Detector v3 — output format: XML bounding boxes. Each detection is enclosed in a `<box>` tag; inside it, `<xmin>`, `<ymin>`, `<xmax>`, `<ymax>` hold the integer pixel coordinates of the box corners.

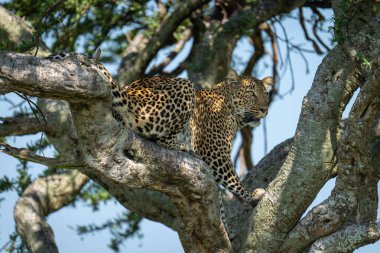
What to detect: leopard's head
<box><xmin>226</xmin><ymin>69</ymin><xmax>273</xmax><ymax>129</ymax></box>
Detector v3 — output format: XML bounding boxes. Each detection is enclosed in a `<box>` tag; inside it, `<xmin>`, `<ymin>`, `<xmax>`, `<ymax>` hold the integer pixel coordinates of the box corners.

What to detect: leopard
<box><xmin>111</xmin><ymin>68</ymin><xmax>273</xmax><ymax>206</ymax></box>
<box><xmin>46</xmin><ymin>52</ymin><xmax>272</xmax><ymax>207</ymax></box>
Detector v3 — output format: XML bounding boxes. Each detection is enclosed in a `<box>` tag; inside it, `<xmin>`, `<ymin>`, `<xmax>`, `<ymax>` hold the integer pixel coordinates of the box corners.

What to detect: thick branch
<box><xmin>226</xmin><ymin>138</ymin><xmax>293</xmax><ymax>252</ymax></box>
<box><xmin>0</xmin><ymin>52</ymin><xmax>110</xmax><ymax>102</ymax></box>
<box><xmin>281</xmin><ymin>66</ymin><xmax>380</xmax><ymax>251</ymax></box>
<box><xmin>243</xmin><ymin>1</ymin><xmax>379</xmax><ymax>251</ymax></box>
<box><xmin>242</xmin><ymin>46</ymin><xmax>358</xmax><ymax>252</ymax></box>
<box><xmin>280</xmin><ymin>185</ymin><xmax>355</xmax><ymax>252</ymax></box>
<box><xmin>0</xmin><ymin>116</ymin><xmax>49</xmax><ymax>137</ymax></box>
<box><xmin>309</xmin><ymin>220</ymin><xmax>380</xmax><ymax>253</ymax></box>
<box><xmin>67</xmin><ymin>98</ymin><xmax>232</xmax><ymax>252</ymax></box>
<box><xmin>14</xmin><ymin>171</ymin><xmax>89</xmax><ymax>253</ymax></box>
<box><xmin>0</xmin><ymin>5</ymin><xmax>49</xmax><ymax>56</ymax></box>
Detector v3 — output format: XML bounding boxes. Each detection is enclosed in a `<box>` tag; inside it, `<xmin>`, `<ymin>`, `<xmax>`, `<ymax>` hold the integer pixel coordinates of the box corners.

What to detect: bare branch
<box><xmin>0</xmin><ymin>143</ymin><xmax>83</xmax><ymax>168</ymax></box>
<box><xmin>147</xmin><ymin>28</ymin><xmax>192</xmax><ymax>76</ymax></box>
<box><xmin>118</xmin><ymin>0</ymin><xmax>210</xmax><ymax>83</ymax></box>
<box><xmin>299</xmin><ymin>7</ymin><xmax>323</xmax><ymax>55</ymax></box>
<box><xmin>243</xmin><ymin>30</ymin><xmax>264</xmax><ymax>76</ymax></box>
<box><xmin>309</xmin><ymin>220</ymin><xmax>380</xmax><ymax>253</ymax></box>
<box><xmin>0</xmin><ymin>116</ymin><xmax>48</xmax><ymax>137</ymax></box>
<box><xmin>311</xmin><ymin>7</ymin><xmax>331</xmax><ymax>52</ymax></box>
<box><xmin>261</xmin><ymin>22</ymin><xmax>279</xmax><ymax>97</ymax></box>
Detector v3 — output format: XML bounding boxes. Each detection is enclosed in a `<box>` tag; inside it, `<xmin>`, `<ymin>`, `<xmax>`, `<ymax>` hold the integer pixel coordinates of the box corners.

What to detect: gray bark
<box><xmin>1</xmin><ymin>1</ymin><xmax>380</xmax><ymax>252</ymax></box>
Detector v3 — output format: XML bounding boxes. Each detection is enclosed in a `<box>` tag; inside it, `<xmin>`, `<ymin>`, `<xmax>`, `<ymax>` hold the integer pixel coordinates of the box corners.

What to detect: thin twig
<box><xmin>147</xmin><ymin>28</ymin><xmax>192</xmax><ymax>76</ymax></box>
<box><xmin>34</xmin><ymin>0</ymin><xmax>65</xmax><ymax>56</ymax></box>
<box><xmin>243</xmin><ymin>30</ymin><xmax>264</xmax><ymax>76</ymax></box>
<box><xmin>311</xmin><ymin>6</ymin><xmax>331</xmax><ymax>52</ymax></box>
<box><xmin>298</xmin><ymin>7</ymin><xmax>323</xmax><ymax>55</ymax></box>
<box><xmin>275</xmin><ymin>18</ymin><xmax>295</xmax><ymax>95</ymax></box>
<box><xmin>263</xmin><ymin>119</ymin><xmax>268</xmax><ymax>155</ymax></box>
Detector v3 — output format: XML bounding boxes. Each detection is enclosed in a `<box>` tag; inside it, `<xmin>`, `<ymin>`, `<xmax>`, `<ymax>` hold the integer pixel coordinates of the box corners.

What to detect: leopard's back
<box><xmin>113</xmin><ymin>76</ymin><xmax>196</xmax><ymax>142</ymax></box>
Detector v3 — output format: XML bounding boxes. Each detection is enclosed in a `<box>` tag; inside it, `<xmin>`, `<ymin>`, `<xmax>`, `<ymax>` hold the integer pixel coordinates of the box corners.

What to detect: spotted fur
<box><xmin>47</xmin><ymin>52</ymin><xmax>272</xmax><ymax>206</ymax></box>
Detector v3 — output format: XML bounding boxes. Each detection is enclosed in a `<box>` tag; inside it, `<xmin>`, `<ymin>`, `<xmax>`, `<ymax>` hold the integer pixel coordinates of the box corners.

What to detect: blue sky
<box><xmin>1</xmin><ymin>6</ymin><xmax>379</xmax><ymax>253</ymax></box>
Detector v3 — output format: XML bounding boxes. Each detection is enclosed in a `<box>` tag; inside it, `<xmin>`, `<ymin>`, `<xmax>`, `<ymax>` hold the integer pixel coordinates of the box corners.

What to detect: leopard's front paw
<box><xmin>250</xmin><ymin>188</ymin><xmax>265</xmax><ymax>207</ymax></box>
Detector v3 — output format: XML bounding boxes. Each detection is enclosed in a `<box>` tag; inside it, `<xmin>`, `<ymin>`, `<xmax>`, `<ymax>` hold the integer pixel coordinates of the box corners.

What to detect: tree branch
<box><xmin>0</xmin><ymin>116</ymin><xmax>49</xmax><ymax>137</ymax></box>
<box><xmin>242</xmin><ymin>1</ymin><xmax>379</xmax><ymax>250</ymax></box>
<box><xmin>0</xmin><ymin>143</ymin><xmax>83</xmax><ymax>168</ymax></box>
<box><xmin>280</xmin><ymin>185</ymin><xmax>355</xmax><ymax>252</ymax></box>
<box><xmin>0</xmin><ymin>5</ymin><xmax>50</xmax><ymax>56</ymax></box>
<box><xmin>118</xmin><ymin>0</ymin><xmax>210</xmax><ymax>84</ymax></box>
<box><xmin>242</xmin><ymin>46</ymin><xmax>359</xmax><ymax>252</ymax></box>
<box><xmin>0</xmin><ymin>52</ymin><xmax>110</xmax><ymax>102</ymax></box>
<box><xmin>75</xmin><ymin>126</ymin><xmax>233</xmax><ymax>252</ymax></box>
<box><xmin>309</xmin><ymin>220</ymin><xmax>380</xmax><ymax>253</ymax></box>
<box><xmin>146</xmin><ymin>28</ymin><xmax>192</xmax><ymax>77</ymax></box>
<box><xmin>226</xmin><ymin>138</ymin><xmax>294</xmax><ymax>252</ymax></box>
<box><xmin>14</xmin><ymin>170</ymin><xmax>89</xmax><ymax>253</ymax></box>
<box><xmin>281</xmin><ymin>63</ymin><xmax>380</xmax><ymax>251</ymax></box>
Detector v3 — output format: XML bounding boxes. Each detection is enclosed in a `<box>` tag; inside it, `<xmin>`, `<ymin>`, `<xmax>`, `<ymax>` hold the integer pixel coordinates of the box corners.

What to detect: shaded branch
<box><xmin>311</xmin><ymin>6</ymin><xmax>331</xmax><ymax>52</ymax></box>
<box><xmin>0</xmin><ymin>116</ymin><xmax>49</xmax><ymax>137</ymax></box>
<box><xmin>243</xmin><ymin>30</ymin><xmax>264</xmax><ymax>76</ymax></box>
<box><xmin>303</xmin><ymin>0</ymin><xmax>332</xmax><ymax>9</ymax></box>
<box><xmin>188</xmin><ymin>0</ymin><xmax>307</xmax><ymax>85</ymax></box>
<box><xmin>118</xmin><ymin>0</ymin><xmax>210</xmax><ymax>83</ymax></box>
<box><xmin>0</xmin><ymin>6</ymin><xmax>50</xmax><ymax>56</ymax></box>
<box><xmin>146</xmin><ymin>28</ymin><xmax>192</xmax><ymax>76</ymax></box>
<box><xmin>14</xmin><ymin>170</ymin><xmax>89</xmax><ymax>253</ymax></box>
<box><xmin>299</xmin><ymin>7</ymin><xmax>323</xmax><ymax>55</ymax></box>
<box><xmin>0</xmin><ymin>143</ymin><xmax>83</xmax><ymax>168</ymax></box>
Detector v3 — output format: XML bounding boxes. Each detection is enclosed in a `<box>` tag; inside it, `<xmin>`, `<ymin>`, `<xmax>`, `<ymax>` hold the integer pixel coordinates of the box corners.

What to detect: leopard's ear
<box><xmin>261</xmin><ymin>76</ymin><xmax>273</xmax><ymax>92</ymax></box>
<box><xmin>226</xmin><ymin>69</ymin><xmax>240</xmax><ymax>89</ymax></box>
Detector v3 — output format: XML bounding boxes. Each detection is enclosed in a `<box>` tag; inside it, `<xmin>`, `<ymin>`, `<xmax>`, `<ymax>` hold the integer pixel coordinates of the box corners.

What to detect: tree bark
<box><xmin>1</xmin><ymin>1</ymin><xmax>380</xmax><ymax>252</ymax></box>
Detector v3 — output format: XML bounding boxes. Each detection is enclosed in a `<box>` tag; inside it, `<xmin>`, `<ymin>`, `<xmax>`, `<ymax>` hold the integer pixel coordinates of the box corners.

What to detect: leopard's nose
<box><xmin>259</xmin><ymin>107</ymin><xmax>268</xmax><ymax>116</ymax></box>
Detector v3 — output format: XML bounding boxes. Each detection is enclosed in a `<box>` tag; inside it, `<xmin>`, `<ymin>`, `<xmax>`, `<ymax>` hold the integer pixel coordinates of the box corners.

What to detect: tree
<box><xmin>0</xmin><ymin>0</ymin><xmax>379</xmax><ymax>252</ymax></box>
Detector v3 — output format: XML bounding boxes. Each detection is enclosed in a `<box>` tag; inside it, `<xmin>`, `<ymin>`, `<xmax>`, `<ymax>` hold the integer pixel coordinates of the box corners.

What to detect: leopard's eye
<box><xmin>247</xmin><ymin>90</ymin><xmax>256</xmax><ymax>97</ymax></box>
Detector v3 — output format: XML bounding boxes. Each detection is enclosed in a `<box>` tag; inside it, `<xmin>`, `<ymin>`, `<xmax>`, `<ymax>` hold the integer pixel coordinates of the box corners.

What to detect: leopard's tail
<box><xmin>96</xmin><ymin>63</ymin><xmax>126</xmax><ymax>125</ymax></box>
